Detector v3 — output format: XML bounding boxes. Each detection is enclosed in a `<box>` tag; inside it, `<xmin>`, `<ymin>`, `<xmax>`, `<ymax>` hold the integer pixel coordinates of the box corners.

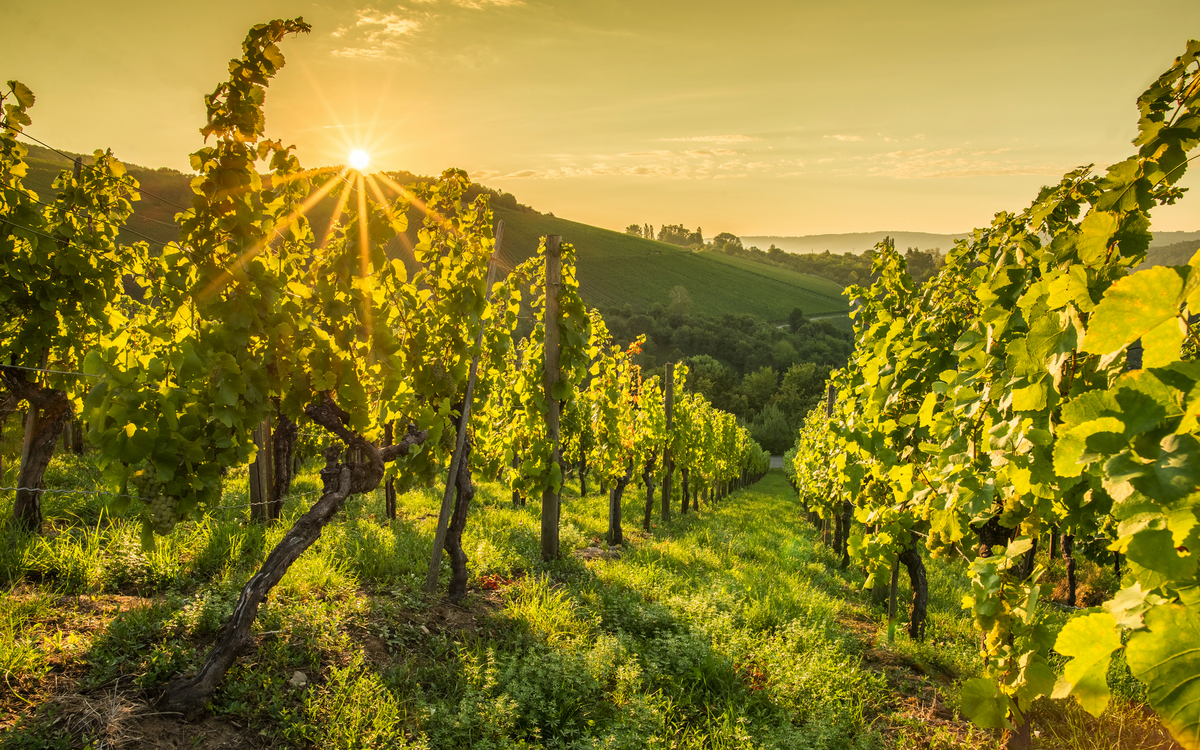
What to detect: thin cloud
<box><xmin>490</xmin><ymin>162</ymin><xmax>713</xmax><ymax>179</ymax></box>
<box><xmin>332</xmin><ymin>9</ymin><xmax>423</xmax><ymax>60</ymax></box>
<box><xmin>659</xmin><ymin>135</ymin><xmax>759</xmax><ymax>143</ymax></box>
<box><xmin>453</xmin><ymin>0</ymin><xmax>523</xmax><ymax>6</ymax></box>
<box><xmin>332</xmin><ymin>2</ymin><xmax>523</xmax><ymax>59</ymax></box>
<box><xmin>867</xmin><ymin>147</ymin><xmax>1064</xmax><ymax>179</ymax></box>
<box><xmin>683</xmin><ymin>148</ymin><xmax>738</xmax><ymax>157</ymax></box>
<box><xmin>825</xmin><ymin>134</ymin><xmax>863</xmax><ymax>142</ymax></box>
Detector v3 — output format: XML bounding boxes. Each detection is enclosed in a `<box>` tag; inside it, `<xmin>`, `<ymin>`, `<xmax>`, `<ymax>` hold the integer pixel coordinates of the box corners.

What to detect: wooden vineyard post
<box><xmin>887</xmin><ymin>561</ymin><xmax>900</xmax><ymax>643</ymax></box>
<box><xmin>426</xmin><ymin>222</ymin><xmax>505</xmax><ymax>591</ymax></box>
<box><xmin>540</xmin><ymin>236</ymin><xmax>564</xmax><ymax>560</ymax></box>
<box><xmin>511</xmin><ymin>454</ymin><xmax>521</xmax><ymax>507</ymax></box>
<box><xmin>661</xmin><ymin>362</ymin><xmax>674</xmax><ymax>525</ymax></box>
<box><xmin>19</xmin><ymin>406</ymin><xmax>37</xmax><ymax>477</ymax></box>
<box><xmin>249</xmin><ymin>416</ymin><xmax>274</xmax><ymax>522</ymax></box>
<box><xmin>541</xmin><ymin>235</ymin><xmax>563</xmax><ymax>561</ymax></box>
<box><xmin>17</xmin><ymin>406</ymin><xmax>39</xmax><ymax>524</ymax></box>
<box><xmin>383</xmin><ymin>422</ymin><xmax>396</xmax><ymax>520</ymax></box>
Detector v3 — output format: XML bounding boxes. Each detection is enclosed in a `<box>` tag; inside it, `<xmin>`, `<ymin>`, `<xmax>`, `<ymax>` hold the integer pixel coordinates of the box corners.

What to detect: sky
<box><xmin>3</xmin><ymin>0</ymin><xmax>1200</xmax><ymax>237</ymax></box>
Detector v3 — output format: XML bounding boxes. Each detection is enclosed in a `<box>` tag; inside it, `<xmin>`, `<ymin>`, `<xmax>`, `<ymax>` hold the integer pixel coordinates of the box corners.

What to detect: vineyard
<box><xmin>0</xmin><ymin>18</ymin><xmax>780</xmax><ymax>749</ymax></box>
<box><xmin>3</xmin><ymin>14</ymin><xmax>1200</xmax><ymax>750</ymax></box>
<box><xmin>788</xmin><ymin>38</ymin><xmax>1200</xmax><ymax>750</ymax></box>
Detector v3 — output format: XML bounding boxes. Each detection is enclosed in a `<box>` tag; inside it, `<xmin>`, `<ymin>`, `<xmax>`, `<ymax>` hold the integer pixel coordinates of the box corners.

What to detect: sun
<box><xmin>348</xmin><ymin>149</ymin><xmax>371</xmax><ymax>172</ymax></box>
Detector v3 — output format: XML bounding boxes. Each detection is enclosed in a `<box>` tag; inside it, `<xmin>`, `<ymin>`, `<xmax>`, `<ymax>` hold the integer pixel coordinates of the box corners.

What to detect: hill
<box><xmin>1137</xmin><ymin>238</ymin><xmax>1200</xmax><ymax>271</ymax></box>
<box><xmin>745</xmin><ymin>229</ymin><xmax>1200</xmax><ymax>256</ymax></box>
<box><xmin>20</xmin><ymin>142</ymin><xmax>191</xmax><ymax>248</ymax></box>
<box><xmin>742</xmin><ymin>231</ymin><xmax>967</xmax><ymax>255</ymax></box>
<box><xmin>491</xmin><ymin>208</ymin><xmax>848</xmax><ymax>320</ymax></box>
<box><xmin>18</xmin><ymin>144</ymin><xmax>849</xmax><ymax>323</ymax></box>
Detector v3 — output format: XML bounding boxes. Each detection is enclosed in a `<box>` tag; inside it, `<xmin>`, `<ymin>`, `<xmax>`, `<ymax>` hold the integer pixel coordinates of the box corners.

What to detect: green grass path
<box><xmin>10</xmin><ymin>459</ymin><xmax>1151</xmax><ymax>749</ymax></box>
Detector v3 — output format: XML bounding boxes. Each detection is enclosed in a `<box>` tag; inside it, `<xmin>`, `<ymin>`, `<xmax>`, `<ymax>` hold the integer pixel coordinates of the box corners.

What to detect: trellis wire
<box><xmin>0</xmin><ymin>485</ymin><xmax>327</xmax><ymax>513</ymax></box>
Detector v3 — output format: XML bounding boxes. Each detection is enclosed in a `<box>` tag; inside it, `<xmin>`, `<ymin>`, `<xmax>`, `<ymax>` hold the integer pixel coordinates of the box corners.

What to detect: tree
<box><xmin>667</xmin><ymin>285</ymin><xmax>692</xmax><ymax>316</ymax></box>
<box><xmin>749</xmin><ymin>404</ymin><xmax>791</xmax><ymax>454</ymax></box>
<box><xmin>712</xmin><ymin>232</ymin><xmax>741</xmax><ymax>252</ymax></box>
<box><xmin>625</xmin><ymin>224</ymin><xmax>642</xmax><ymax>237</ymax></box>
<box><xmin>904</xmin><ymin>247</ymin><xmax>943</xmax><ymax>285</ymax></box>
<box><xmin>740</xmin><ymin>365</ymin><xmax>777</xmax><ymax>415</ymax></box>
<box><xmin>771</xmin><ymin>340</ymin><xmax>799</xmax><ymax>370</ymax></box>
<box><xmin>657</xmin><ymin>223</ymin><xmax>690</xmax><ymax>246</ymax></box>
<box><xmin>788</xmin><ymin>307</ymin><xmax>806</xmax><ymax>333</ymax></box>
<box><xmin>685</xmin><ymin>355</ymin><xmax>745</xmax><ymax>415</ymax></box>
<box><xmin>770</xmin><ymin>362</ymin><xmax>829</xmax><ymax>424</ymax></box>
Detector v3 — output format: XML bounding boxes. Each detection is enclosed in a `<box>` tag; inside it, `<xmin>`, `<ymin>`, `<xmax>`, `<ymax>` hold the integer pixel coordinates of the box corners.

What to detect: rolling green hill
<box><xmin>491</xmin><ymin>207</ymin><xmax>849</xmax><ymax>321</ymax></box>
<box><xmin>1136</xmin><ymin>238</ymin><xmax>1200</xmax><ymax>271</ymax></box>
<box><xmin>16</xmin><ymin>145</ymin><xmax>849</xmax><ymax>323</ymax></box>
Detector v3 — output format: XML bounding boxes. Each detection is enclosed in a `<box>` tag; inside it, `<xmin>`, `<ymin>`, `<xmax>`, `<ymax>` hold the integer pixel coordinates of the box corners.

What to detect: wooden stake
<box><xmin>427</xmin><ymin>222</ymin><xmax>505</xmax><ymax>591</ymax></box>
<box><xmin>19</xmin><ymin>407</ymin><xmax>38</xmax><ymax>481</ymax></box>
<box><xmin>661</xmin><ymin>362</ymin><xmax>674</xmax><ymax>525</ymax></box>
<box><xmin>540</xmin><ymin>235</ymin><xmax>563</xmax><ymax>562</ymax></box>
<box><xmin>383</xmin><ymin>421</ymin><xmax>397</xmax><ymax>520</ymax></box>
<box><xmin>887</xmin><ymin>561</ymin><xmax>899</xmax><ymax>643</ymax></box>
<box><xmin>249</xmin><ymin>416</ymin><xmax>274</xmax><ymax>522</ymax></box>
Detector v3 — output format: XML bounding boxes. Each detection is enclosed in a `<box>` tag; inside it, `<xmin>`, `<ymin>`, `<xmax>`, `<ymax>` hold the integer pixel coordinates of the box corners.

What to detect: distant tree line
<box><xmin>626</xmin><ymin>222</ymin><xmax>704</xmax><ymax>247</ymax></box>
<box><xmin>624</xmin><ymin>223</ymin><xmax>944</xmax><ymax>287</ymax></box>
<box><xmin>601</xmin><ymin>299</ymin><xmax>853</xmax><ymax>453</ymax></box>
<box><xmin>715</xmin><ymin>233</ymin><xmax>945</xmax><ymax>286</ymax></box>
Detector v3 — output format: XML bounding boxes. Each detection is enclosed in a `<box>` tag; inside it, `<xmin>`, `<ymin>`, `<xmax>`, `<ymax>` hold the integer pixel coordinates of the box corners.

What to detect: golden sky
<box><xmin>4</xmin><ymin>0</ymin><xmax>1200</xmax><ymax>236</ymax></box>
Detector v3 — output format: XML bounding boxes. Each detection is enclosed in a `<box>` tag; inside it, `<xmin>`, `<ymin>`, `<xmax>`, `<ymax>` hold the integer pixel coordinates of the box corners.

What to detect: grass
<box><xmin>0</xmin><ymin>441</ymin><xmax>1182</xmax><ymax>749</ymax></box>
<box><xmin>492</xmin><ymin>207</ymin><xmax>851</xmax><ymax>322</ymax></box>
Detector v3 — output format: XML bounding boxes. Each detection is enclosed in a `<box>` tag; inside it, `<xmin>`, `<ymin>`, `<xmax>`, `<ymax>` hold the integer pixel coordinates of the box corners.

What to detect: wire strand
<box><xmin>13</xmin><ymin>130</ymin><xmax>192</xmax><ymax>211</ymax></box>
<box><xmin>17</xmin><ymin>176</ymin><xmax>184</xmax><ymax>231</ymax></box>
<box><xmin>0</xmin><ymin>216</ymin><xmax>184</xmax><ymax>292</ymax></box>
<box><xmin>2</xmin><ymin>180</ymin><xmax>176</xmax><ymax>248</ymax></box>
<box><xmin>0</xmin><ymin>485</ymin><xmax>326</xmax><ymax>509</ymax></box>
<box><xmin>0</xmin><ymin>363</ymin><xmax>100</xmax><ymax>379</ymax></box>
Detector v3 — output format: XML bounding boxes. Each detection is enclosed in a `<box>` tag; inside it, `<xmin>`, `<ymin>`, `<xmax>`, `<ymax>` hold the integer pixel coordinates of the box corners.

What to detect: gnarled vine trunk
<box><xmin>680</xmin><ymin>465</ymin><xmax>690</xmax><ymax>514</ymax></box>
<box><xmin>641</xmin><ymin>451</ymin><xmax>657</xmax><ymax>531</ymax></box>
<box><xmin>2</xmin><ymin>367</ymin><xmax>73</xmax><ymax>533</ymax></box>
<box><xmin>608</xmin><ymin>461</ymin><xmax>633</xmax><ymax>546</ymax></box>
<box><xmin>159</xmin><ymin>399</ymin><xmax>426</xmax><ymax>718</ymax></box>
<box><xmin>975</xmin><ymin>516</ymin><xmax>1011</xmax><ymax>557</ymax></box>
<box><xmin>1018</xmin><ymin>535</ymin><xmax>1038</xmax><ymax>581</ymax></box>
<box><xmin>1062</xmin><ymin>533</ymin><xmax>1077</xmax><ymax>607</ymax></box>
<box><xmin>445</xmin><ymin>432</ymin><xmax>475</xmax><ymax>602</ymax></box>
<box><xmin>898</xmin><ymin>543</ymin><xmax>928</xmax><ymax>641</ymax></box>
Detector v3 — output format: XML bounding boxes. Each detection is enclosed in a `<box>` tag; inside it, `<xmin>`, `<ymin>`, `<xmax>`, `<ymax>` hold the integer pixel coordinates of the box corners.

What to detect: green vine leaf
<box><xmin>1126</xmin><ymin>604</ymin><xmax>1200</xmax><ymax>750</ymax></box>
<box><xmin>1051</xmin><ymin>611</ymin><xmax>1123</xmax><ymax>716</ymax></box>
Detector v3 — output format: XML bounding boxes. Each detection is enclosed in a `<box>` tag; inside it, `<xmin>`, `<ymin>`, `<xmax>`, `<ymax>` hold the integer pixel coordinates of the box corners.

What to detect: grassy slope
<box><xmin>493</xmin><ymin>207</ymin><xmax>850</xmax><ymax>321</ymax></box>
<box><xmin>0</xmin><ymin>440</ymin><xmax>1174</xmax><ymax>750</ymax></box>
<box><xmin>1136</xmin><ymin>238</ymin><xmax>1200</xmax><ymax>271</ymax></box>
<box><xmin>20</xmin><ymin>147</ymin><xmax>191</xmax><ymax>249</ymax></box>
